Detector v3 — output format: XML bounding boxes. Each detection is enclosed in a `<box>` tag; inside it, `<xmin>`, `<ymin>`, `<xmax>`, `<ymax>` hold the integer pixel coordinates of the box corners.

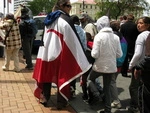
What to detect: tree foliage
<box><xmin>94</xmin><ymin>0</ymin><xmax>150</xmax><ymax>20</ymax></box>
<box><xmin>27</xmin><ymin>0</ymin><xmax>56</xmax><ymax>16</ymax></box>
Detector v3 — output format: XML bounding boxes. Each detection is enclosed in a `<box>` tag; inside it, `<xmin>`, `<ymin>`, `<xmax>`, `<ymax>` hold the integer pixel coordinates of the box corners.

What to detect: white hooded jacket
<box><xmin>92</xmin><ymin>16</ymin><xmax>122</xmax><ymax>73</ymax></box>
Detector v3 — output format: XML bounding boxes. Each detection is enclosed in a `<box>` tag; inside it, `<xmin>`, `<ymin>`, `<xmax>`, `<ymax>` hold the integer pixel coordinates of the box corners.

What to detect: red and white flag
<box><xmin>33</xmin><ymin>17</ymin><xmax>91</xmax><ymax>100</ymax></box>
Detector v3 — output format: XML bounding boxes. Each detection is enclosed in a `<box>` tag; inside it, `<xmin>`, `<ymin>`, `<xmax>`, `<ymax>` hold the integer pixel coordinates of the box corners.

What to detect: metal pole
<box><xmin>7</xmin><ymin>0</ymin><xmax>9</xmax><ymax>13</ymax></box>
<box><xmin>82</xmin><ymin>0</ymin><xmax>85</xmax><ymax>11</ymax></box>
<box><xmin>3</xmin><ymin>0</ymin><xmax>5</xmax><ymax>16</ymax></box>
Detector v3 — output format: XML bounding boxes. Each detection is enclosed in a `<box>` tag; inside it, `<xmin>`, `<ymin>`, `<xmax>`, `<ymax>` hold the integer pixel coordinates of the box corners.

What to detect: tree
<box><xmin>95</xmin><ymin>0</ymin><xmax>150</xmax><ymax>20</ymax></box>
<box><xmin>27</xmin><ymin>0</ymin><xmax>56</xmax><ymax>16</ymax></box>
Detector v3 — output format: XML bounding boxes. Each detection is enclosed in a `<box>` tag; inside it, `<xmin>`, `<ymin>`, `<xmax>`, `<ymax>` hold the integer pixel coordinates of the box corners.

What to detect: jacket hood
<box><xmin>44</xmin><ymin>10</ymin><xmax>62</xmax><ymax>26</ymax></box>
<box><xmin>97</xmin><ymin>16</ymin><xmax>110</xmax><ymax>32</ymax></box>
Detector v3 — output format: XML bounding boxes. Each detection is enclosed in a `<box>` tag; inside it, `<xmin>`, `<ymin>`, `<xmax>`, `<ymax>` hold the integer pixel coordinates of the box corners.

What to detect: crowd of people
<box><xmin>0</xmin><ymin>5</ymin><xmax>37</xmax><ymax>72</ymax></box>
<box><xmin>0</xmin><ymin>0</ymin><xmax>150</xmax><ymax>113</ymax></box>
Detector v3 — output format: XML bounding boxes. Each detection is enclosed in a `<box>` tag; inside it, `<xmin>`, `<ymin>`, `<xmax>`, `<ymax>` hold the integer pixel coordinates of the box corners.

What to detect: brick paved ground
<box><xmin>0</xmin><ymin>50</ymin><xmax>76</xmax><ymax>113</ymax></box>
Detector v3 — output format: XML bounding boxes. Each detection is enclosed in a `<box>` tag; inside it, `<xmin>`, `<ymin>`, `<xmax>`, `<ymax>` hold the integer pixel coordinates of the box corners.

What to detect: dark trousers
<box><xmin>22</xmin><ymin>37</ymin><xmax>34</xmax><ymax>67</ymax></box>
<box><xmin>129</xmin><ymin>68</ymin><xmax>140</xmax><ymax>108</ymax></box>
<box><xmin>82</xmin><ymin>68</ymin><xmax>103</xmax><ymax>98</ymax></box>
<box><xmin>139</xmin><ymin>71</ymin><xmax>150</xmax><ymax>113</ymax></box>
<box><xmin>43</xmin><ymin>83</ymin><xmax>67</xmax><ymax>108</ymax></box>
<box><xmin>121</xmin><ymin>53</ymin><xmax>133</xmax><ymax>76</ymax></box>
<box><xmin>43</xmin><ymin>83</ymin><xmax>52</xmax><ymax>101</ymax></box>
<box><xmin>87</xmin><ymin>70</ymin><xmax>113</xmax><ymax>113</ymax></box>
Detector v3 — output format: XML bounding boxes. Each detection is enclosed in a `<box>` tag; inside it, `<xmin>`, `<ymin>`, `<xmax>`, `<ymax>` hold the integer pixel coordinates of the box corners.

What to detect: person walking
<box><xmin>70</xmin><ymin>14</ymin><xmax>87</xmax><ymax>98</ymax></box>
<box><xmin>19</xmin><ymin>7</ymin><xmax>37</xmax><ymax>70</ymax></box>
<box><xmin>110</xmin><ymin>20</ymin><xmax>127</xmax><ymax>109</ymax></box>
<box><xmin>32</xmin><ymin>0</ymin><xmax>91</xmax><ymax>110</ymax></box>
<box><xmin>134</xmin><ymin>33</ymin><xmax>150</xmax><ymax>113</ymax></box>
<box><xmin>120</xmin><ymin>14</ymin><xmax>139</xmax><ymax>77</ymax></box>
<box><xmin>128</xmin><ymin>16</ymin><xmax>150</xmax><ymax>113</ymax></box>
<box><xmin>0</xmin><ymin>13</ymin><xmax>22</xmax><ymax>72</ymax></box>
<box><xmin>87</xmin><ymin>16</ymin><xmax>122</xmax><ymax>113</ymax></box>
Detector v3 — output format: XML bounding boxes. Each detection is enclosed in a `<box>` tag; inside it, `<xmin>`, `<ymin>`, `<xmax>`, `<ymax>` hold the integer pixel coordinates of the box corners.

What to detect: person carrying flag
<box><xmin>32</xmin><ymin>0</ymin><xmax>91</xmax><ymax>110</ymax></box>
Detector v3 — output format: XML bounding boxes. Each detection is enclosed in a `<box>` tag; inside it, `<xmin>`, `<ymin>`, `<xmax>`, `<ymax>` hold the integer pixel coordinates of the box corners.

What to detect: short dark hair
<box><xmin>110</xmin><ymin>21</ymin><xmax>120</xmax><ymax>32</ymax></box>
<box><xmin>53</xmin><ymin>0</ymin><xmax>70</xmax><ymax>11</ymax></box>
<box><xmin>127</xmin><ymin>14</ymin><xmax>134</xmax><ymax>21</ymax></box>
<box><xmin>71</xmin><ymin>15</ymin><xmax>80</xmax><ymax>25</ymax></box>
<box><xmin>6</xmin><ymin>13</ymin><xmax>14</xmax><ymax>20</ymax></box>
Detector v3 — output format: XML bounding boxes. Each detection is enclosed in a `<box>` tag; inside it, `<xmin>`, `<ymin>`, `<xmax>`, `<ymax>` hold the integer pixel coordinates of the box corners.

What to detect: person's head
<box><xmin>86</xmin><ymin>32</ymin><xmax>93</xmax><ymax>41</ymax></box>
<box><xmin>127</xmin><ymin>14</ymin><xmax>134</xmax><ymax>21</ymax></box>
<box><xmin>53</xmin><ymin>0</ymin><xmax>72</xmax><ymax>14</ymax></box>
<box><xmin>5</xmin><ymin>13</ymin><xmax>14</xmax><ymax>20</ymax></box>
<box><xmin>21</xmin><ymin>7</ymin><xmax>29</xmax><ymax>16</ymax></box>
<box><xmin>137</xmin><ymin>16</ymin><xmax>150</xmax><ymax>32</ymax></box>
<box><xmin>110</xmin><ymin>20</ymin><xmax>120</xmax><ymax>32</ymax></box>
<box><xmin>71</xmin><ymin>15</ymin><xmax>80</xmax><ymax>25</ymax></box>
<box><xmin>21</xmin><ymin>6</ymin><xmax>30</xmax><ymax>19</ymax></box>
<box><xmin>122</xmin><ymin>15</ymin><xmax>127</xmax><ymax>20</ymax></box>
<box><xmin>79</xmin><ymin>13</ymin><xmax>94</xmax><ymax>24</ymax></box>
<box><xmin>96</xmin><ymin>16</ymin><xmax>110</xmax><ymax>32</ymax></box>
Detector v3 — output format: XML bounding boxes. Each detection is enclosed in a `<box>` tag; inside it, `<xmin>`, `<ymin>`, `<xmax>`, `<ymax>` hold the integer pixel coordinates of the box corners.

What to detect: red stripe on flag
<box><xmin>33</xmin><ymin>29</ymin><xmax>82</xmax><ymax>99</ymax></box>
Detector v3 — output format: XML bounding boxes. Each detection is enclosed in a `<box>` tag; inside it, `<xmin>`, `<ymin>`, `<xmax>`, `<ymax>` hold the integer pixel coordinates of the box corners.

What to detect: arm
<box><xmin>134</xmin><ymin>57</ymin><xmax>147</xmax><ymax>79</ymax></box>
<box><xmin>129</xmin><ymin>44</ymin><xmax>143</xmax><ymax>70</ymax></box>
<box><xmin>91</xmin><ymin>35</ymin><xmax>100</xmax><ymax>58</ymax></box>
<box><xmin>116</xmin><ymin>35</ymin><xmax>123</xmax><ymax>58</ymax></box>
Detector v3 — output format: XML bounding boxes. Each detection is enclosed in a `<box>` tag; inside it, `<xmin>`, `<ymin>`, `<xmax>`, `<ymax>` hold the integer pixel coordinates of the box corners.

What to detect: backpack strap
<box><xmin>145</xmin><ymin>33</ymin><xmax>150</xmax><ymax>56</ymax></box>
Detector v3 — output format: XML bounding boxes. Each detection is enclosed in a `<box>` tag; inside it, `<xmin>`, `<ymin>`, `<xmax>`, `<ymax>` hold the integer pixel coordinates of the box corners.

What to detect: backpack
<box><xmin>19</xmin><ymin>20</ymin><xmax>33</xmax><ymax>35</ymax></box>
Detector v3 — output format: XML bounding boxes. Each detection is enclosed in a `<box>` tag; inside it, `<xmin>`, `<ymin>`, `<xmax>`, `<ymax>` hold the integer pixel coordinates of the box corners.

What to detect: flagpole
<box><xmin>3</xmin><ymin>0</ymin><xmax>5</xmax><ymax>16</ymax></box>
<box><xmin>7</xmin><ymin>0</ymin><xmax>9</xmax><ymax>13</ymax></box>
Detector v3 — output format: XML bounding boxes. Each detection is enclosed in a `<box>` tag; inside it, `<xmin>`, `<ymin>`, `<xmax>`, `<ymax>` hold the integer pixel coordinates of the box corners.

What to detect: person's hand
<box><xmin>134</xmin><ymin>69</ymin><xmax>141</xmax><ymax>79</ymax></box>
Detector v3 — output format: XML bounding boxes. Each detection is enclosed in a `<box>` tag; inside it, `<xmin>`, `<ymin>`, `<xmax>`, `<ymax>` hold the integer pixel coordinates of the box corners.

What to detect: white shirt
<box><xmin>129</xmin><ymin>30</ymin><xmax>150</xmax><ymax>69</ymax></box>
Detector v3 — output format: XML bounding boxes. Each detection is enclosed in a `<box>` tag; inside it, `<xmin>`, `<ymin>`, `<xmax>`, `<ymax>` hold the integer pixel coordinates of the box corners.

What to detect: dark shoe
<box><xmin>122</xmin><ymin>73</ymin><xmax>128</xmax><ymax>77</ymax></box>
<box><xmin>82</xmin><ymin>95</ymin><xmax>88</xmax><ymax>101</ymax></box>
<box><xmin>25</xmin><ymin>66</ymin><xmax>33</xmax><ymax>70</ymax></box>
<box><xmin>122</xmin><ymin>73</ymin><xmax>131</xmax><ymax>77</ymax></box>
<box><xmin>100</xmin><ymin>111</ymin><xmax>105</xmax><ymax>113</ymax></box>
<box><xmin>57</xmin><ymin>102</ymin><xmax>69</xmax><ymax>110</ymax></box>
<box><xmin>128</xmin><ymin>107</ymin><xmax>139</xmax><ymax>113</ymax></box>
<box><xmin>40</xmin><ymin>99</ymin><xmax>52</xmax><ymax>107</ymax></box>
<box><xmin>82</xmin><ymin>95</ymin><xmax>88</xmax><ymax>104</ymax></box>
<box><xmin>88</xmin><ymin>95</ymin><xmax>102</xmax><ymax>105</ymax></box>
<box><xmin>99</xmin><ymin>111</ymin><xmax>112</xmax><ymax>113</ymax></box>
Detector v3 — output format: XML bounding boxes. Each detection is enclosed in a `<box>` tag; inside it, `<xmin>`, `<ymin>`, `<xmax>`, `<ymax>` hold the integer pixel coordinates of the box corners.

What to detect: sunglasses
<box><xmin>64</xmin><ymin>4</ymin><xmax>72</xmax><ymax>8</ymax></box>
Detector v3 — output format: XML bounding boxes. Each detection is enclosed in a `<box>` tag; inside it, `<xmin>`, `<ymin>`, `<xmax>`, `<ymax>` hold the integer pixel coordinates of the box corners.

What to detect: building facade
<box><xmin>14</xmin><ymin>0</ymin><xmax>33</xmax><ymax>11</ymax></box>
<box><xmin>70</xmin><ymin>0</ymin><xmax>99</xmax><ymax>20</ymax></box>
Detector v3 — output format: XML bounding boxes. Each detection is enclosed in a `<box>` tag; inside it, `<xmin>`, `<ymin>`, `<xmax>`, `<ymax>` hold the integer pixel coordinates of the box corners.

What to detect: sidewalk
<box><xmin>0</xmin><ymin>51</ymin><xmax>76</xmax><ymax>113</ymax></box>
<box><xmin>0</xmin><ymin>50</ymin><xmax>138</xmax><ymax>113</ymax></box>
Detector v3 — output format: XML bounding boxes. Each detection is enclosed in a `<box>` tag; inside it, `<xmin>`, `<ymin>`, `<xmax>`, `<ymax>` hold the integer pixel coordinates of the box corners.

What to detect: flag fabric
<box><xmin>32</xmin><ymin>13</ymin><xmax>91</xmax><ymax>101</ymax></box>
<box><xmin>14</xmin><ymin>6</ymin><xmax>21</xmax><ymax>19</ymax></box>
<box><xmin>8</xmin><ymin>0</ymin><xmax>11</xmax><ymax>3</ymax></box>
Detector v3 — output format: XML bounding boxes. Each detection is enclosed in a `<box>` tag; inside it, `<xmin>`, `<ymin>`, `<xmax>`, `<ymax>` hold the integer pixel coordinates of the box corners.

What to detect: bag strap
<box><xmin>4</xmin><ymin>21</ymin><xmax>15</xmax><ymax>44</ymax></box>
<box><xmin>145</xmin><ymin>33</ymin><xmax>150</xmax><ymax>56</ymax></box>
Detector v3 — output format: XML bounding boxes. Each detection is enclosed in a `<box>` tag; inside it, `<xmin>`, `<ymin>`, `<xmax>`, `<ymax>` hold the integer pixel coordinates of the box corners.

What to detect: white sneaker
<box><xmin>111</xmin><ymin>101</ymin><xmax>122</xmax><ymax>109</ymax></box>
<box><xmin>2</xmin><ymin>66</ymin><xmax>9</xmax><ymax>71</ymax></box>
